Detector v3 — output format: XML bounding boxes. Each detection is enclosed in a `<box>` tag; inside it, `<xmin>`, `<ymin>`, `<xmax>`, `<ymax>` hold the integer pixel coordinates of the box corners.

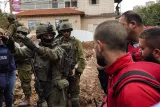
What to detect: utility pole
<box><xmin>9</xmin><ymin>0</ymin><xmax>12</xmax><ymax>14</ymax></box>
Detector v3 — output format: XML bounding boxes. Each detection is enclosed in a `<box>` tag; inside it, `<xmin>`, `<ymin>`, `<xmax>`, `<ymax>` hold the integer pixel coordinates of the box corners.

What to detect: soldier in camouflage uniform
<box><xmin>58</xmin><ymin>22</ymin><xmax>85</xmax><ymax>107</ymax></box>
<box><xmin>5</xmin><ymin>14</ymin><xmax>23</xmax><ymax>37</ymax></box>
<box><xmin>7</xmin><ymin>23</ymin><xmax>70</xmax><ymax>107</ymax></box>
<box><xmin>14</xmin><ymin>26</ymin><xmax>32</xmax><ymax>106</ymax></box>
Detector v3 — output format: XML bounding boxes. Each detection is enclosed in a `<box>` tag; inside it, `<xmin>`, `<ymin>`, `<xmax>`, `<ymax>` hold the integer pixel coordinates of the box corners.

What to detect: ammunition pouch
<box><xmin>55</xmin><ymin>79</ymin><xmax>69</xmax><ymax>90</ymax></box>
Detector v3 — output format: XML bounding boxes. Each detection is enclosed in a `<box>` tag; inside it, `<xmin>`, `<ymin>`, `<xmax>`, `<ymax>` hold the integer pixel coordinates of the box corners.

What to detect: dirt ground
<box><xmin>13</xmin><ymin>41</ymin><xmax>104</xmax><ymax>107</ymax></box>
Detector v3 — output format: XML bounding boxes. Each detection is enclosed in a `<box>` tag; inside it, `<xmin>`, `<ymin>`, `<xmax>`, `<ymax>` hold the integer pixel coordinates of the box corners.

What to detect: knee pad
<box><xmin>21</xmin><ymin>82</ymin><xmax>31</xmax><ymax>95</ymax></box>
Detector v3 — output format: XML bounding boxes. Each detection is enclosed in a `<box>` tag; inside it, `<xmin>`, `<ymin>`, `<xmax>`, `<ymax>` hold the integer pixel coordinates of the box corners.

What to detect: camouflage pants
<box><xmin>18</xmin><ymin>69</ymin><xmax>32</xmax><ymax>97</ymax></box>
<box><xmin>67</xmin><ymin>73</ymin><xmax>80</xmax><ymax>107</ymax></box>
<box><xmin>35</xmin><ymin>80</ymin><xmax>68</xmax><ymax>107</ymax></box>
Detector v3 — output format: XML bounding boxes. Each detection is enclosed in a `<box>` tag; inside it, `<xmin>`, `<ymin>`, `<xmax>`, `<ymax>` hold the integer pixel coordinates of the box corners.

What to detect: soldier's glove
<box><xmin>1</xmin><ymin>36</ymin><xmax>15</xmax><ymax>53</ymax></box>
<box><xmin>6</xmin><ymin>37</ymin><xmax>16</xmax><ymax>53</ymax></box>
<box><xmin>1</xmin><ymin>35</ymin><xmax>9</xmax><ymax>44</ymax></box>
<box><xmin>17</xmin><ymin>33</ymin><xmax>39</xmax><ymax>52</ymax></box>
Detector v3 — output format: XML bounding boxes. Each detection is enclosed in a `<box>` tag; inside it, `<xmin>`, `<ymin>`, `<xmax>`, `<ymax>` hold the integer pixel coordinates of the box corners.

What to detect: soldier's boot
<box><xmin>18</xmin><ymin>96</ymin><xmax>31</xmax><ymax>107</ymax></box>
<box><xmin>71</xmin><ymin>97</ymin><xmax>80</xmax><ymax>107</ymax></box>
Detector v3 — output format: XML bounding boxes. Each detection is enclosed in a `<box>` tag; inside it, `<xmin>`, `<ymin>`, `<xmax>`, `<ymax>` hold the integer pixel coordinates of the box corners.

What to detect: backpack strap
<box><xmin>113</xmin><ymin>70</ymin><xmax>160</xmax><ymax>97</ymax></box>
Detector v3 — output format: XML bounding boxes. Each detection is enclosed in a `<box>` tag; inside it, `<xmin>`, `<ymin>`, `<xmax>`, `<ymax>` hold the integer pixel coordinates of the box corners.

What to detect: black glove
<box><xmin>20</xmin><ymin>37</ymin><xmax>38</xmax><ymax>51</ymax></box>
<box><xmin>1</xmin><ymin>35</ymin><xmax>8</xmax><ymax>44</ymax></box>
<box><xmin>6</xmin><ymin>37</ymin><xmax>16</xmax><ymax>53</ymax></box>
<box><xmin>1</xmin><ymin>36</ymin><xmax>15</xmax><ymax>53</ymax></box>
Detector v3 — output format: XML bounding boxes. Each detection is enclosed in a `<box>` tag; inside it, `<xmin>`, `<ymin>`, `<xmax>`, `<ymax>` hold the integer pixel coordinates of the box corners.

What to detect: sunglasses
<box><xmin>17</xmin><ymin>31</ymin><xmax>28</xmax><ymax>35</ymax></box>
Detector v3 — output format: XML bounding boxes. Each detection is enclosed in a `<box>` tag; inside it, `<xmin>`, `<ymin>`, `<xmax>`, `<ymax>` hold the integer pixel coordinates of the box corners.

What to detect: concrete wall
<box><xmin>17</xmin><ymin>15</ymin><xmax>115</xmax><ymax>34</ymax></box>
<box><xmin>81</xmin><ymin>17</ymin><xmax>115</xmax><ymax>32</ymax></box>
<box><xmin>20</xmin><ymin>0</ymin><xmax>114</xmax><ymax>15</ymax></box>
<box><xmin>18</xmin><ymin>15</ymin><xmax>81</xmax><ymax>34</ymax></box>
<box><xmin>78</xmin><ymin>0</ymin><xmax>114</xmax><ymax>15</ymax></box>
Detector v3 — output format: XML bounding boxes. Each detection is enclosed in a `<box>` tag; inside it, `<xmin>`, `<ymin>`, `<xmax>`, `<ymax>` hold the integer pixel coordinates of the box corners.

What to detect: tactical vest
<box><xmin>0</xmin><ymin>47</ymin><xmax>11</xmax><ymax>72</ymax></box>
<box><xmin>34</xmin><ymin>55</ymin><xmax>51</xmax><ymax>81</ymax></box>
<box><xmin>58</xmin><ymin>37</ymin><xmax>78</xmax><ymax>77</ymax></box>
<box><xmin>33</xmin><ymin>44</ymin><xmax>63</xmax><ymax>81</ymax></box>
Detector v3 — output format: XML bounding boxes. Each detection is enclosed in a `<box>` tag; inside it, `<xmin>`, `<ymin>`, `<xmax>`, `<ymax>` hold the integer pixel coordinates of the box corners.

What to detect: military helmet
<box><xmin>59</xmin><ymin>22</ymin><xmax>73</xmax><ymax>31</ymax></box>
<box><xmin>7</xmin><ymin>14</ymin><xmax>16</xmax><ymax>21</ymax></box>
<box><xmin>17</xmin><ymin>26</ymin><xmax>29</xmax><ymax>33</ymax></box>
<box><xmin>36</xmin><ymin>23</ymin><xmax>56</xmax><ymax>39</ymax></box>
<box><xmin>17</xmin><ymin>26</ymin><xmax>30</xmax><ymax>36</ymax></box>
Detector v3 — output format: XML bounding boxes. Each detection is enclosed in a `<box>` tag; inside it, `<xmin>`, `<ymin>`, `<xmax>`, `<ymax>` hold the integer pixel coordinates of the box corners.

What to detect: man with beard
<box><xmin>139</xmin><ymin>27</ymin><xmax>160</xmax><ymax>64</ymax></box>
<box><xmin>2</xmin><ymin>23</ymin><xmax>70</xmax><ymax>107</ymax></box>
<box><xmin>94</xmin><ymin>20</ymin><xmax>160</xmax><ymax>107</ymax></box>
<box><xmin>98</xmin><ymin>11</ymin><xmax>145</xmax><ymax>95</ymax></box>
<box><xmin>119</xmin><ymin>10</ymin><xmax>145</xmax><ymax>61</ymax></box>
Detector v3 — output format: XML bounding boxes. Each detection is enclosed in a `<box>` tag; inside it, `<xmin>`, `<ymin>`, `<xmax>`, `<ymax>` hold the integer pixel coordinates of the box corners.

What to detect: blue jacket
<box><xmin>0</xmin><ymin>45</ymin><xmax>16</xmax><ymax>72</ymax></box>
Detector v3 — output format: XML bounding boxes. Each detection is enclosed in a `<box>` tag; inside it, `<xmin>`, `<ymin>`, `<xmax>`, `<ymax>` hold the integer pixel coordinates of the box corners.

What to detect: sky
<box><xmin>0</xmin><ymin>0</ymin><xmax>157</xmax><ymax>13</ymax></box>
<box><xmin>120</xmin><ymin>0</ymin><xmax>157</xmax><ymax>12</ymax></box>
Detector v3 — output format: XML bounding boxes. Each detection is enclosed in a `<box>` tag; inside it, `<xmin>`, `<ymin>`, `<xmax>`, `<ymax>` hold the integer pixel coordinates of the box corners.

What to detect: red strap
<box><xmin>113</xmin><ymin>70</ymin><xmax>160</xmax><ymax>96</ymax></box>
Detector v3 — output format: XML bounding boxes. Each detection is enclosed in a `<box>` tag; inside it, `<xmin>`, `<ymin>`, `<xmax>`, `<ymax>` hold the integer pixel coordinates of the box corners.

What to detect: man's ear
<box><xmin>153</xmin><ymin>49</ymin><xmax>160</xmax><ymax>58</ymax></box>
<box><xmin>97</xmin><ymin>40</ymin><xmax>103</xmax><ymax>52</ymax></box>
<box><xmin>129</xmin><ymin>20</ymin><xmax>136</xmax><ymax>29</ymax></box>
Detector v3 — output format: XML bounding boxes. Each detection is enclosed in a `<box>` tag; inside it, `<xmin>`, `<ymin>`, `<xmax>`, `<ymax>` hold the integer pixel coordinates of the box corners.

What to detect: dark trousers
<box><xmin>0</xmin><ymin>71</ymin><xmax>16</xmax><ymax>107</ymax></box>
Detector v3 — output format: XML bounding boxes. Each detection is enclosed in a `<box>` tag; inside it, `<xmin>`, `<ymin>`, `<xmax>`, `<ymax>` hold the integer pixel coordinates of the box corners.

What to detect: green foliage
<box><xmin>136</xmin><ymin>3</ymin><xmax>160</xmax><ymax>26</ymax></box>
<box><xmin>0</xmin><ymin>12</ymin><xmax>8</xmax><ymax>30</ymax></box>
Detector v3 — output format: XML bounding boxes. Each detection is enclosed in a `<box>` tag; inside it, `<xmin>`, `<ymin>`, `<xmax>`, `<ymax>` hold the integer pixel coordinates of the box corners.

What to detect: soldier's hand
<box><xmin>16</xmin><ymin>33</ymin><xmax>26</xmax><ymax>39</ymax></box>
<box><xmin>19</xmin><ymin>36</ymin><xmax>39</xmax><ymax>52</ymax></box>
<box><xmin>6</xmin><ymin>37</ymin><xmax>16</xmax><ymax>53</ymax></box>
<box><xmin>0</xmin><ymin>34</ymin><xmax>9</xmax><ymax>44</ymax></box>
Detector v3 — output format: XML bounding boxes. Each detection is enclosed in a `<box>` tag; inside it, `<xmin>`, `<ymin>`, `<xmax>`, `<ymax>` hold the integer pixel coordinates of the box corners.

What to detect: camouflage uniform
<box><xmin>59</xmin><ymin>22</ymin><xmax>85</xmax><ymax>107</ymax></box>
<box><xmin>11</xmin><ymin>23</ymin><xmax>69</xmax><ymax>107</ymax></box>
<box><xmin>6</xmin><ymin>14</ymin><xmax>23</xmax><ymax>37</ymax></box>
<box><xmin>14</xmin><ymin>26</ymin><xmax>32</xmax><ymax>106</ymax></box>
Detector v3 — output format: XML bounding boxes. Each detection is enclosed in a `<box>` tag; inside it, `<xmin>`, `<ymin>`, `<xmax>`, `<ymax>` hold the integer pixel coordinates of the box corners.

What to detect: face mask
<box><xmin>96</xmin><ymin>55</ymin><xmax>106</xmax><ymax>67</ymax></box>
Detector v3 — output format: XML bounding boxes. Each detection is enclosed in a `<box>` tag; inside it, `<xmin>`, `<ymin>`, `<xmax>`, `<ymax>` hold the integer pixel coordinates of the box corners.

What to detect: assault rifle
<box><xmin>30</xmin><ymin>54</ymin><xmax>46</xmax><ymax>107</ymax></box>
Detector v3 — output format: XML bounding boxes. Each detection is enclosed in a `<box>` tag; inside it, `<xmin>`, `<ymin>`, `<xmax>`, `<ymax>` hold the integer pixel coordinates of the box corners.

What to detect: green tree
<box><xmin>136</xmin><ymin>3</ymin><xmax>160</xmax><ymax>26</ymax></box>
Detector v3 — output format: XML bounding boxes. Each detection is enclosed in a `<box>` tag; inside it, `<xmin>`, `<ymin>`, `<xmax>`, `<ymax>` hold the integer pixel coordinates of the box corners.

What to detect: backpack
<box><xmin>113</xmin><ymin>70</ymin><xmax>160</xmax><ymax>97</ymax></box>
<box><xmin>101</xmin><ymin>70</ymin><xmax>160</xmax><ymax>107</ymax></box>
<box><xmin>0</xmin><ymin>47</ymin><xmax>11</xmax><ymax>72</ymax></box>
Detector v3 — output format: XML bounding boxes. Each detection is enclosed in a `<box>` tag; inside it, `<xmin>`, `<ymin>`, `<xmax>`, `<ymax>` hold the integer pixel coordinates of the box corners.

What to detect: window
<box><xmin>71</xmin><ymin>0</ymin><xmax>77</xmax><ymax>7</ymax></box>
<box><xmin>65</xmin><ymin>1</ymin><xmax>70</xmax><ymax>7</ymax></box>
<box><xmin>55</xmin><ymin>19</ymin><xmax>69</xmax><ymax>28</ymax></box>
<box><xmin>28</xmin><ymin>20</ymin><xmax>41</xmax><ymax>30</ymax></box>
<box><xmin>65</xmin><ymin>0</ymin><xmax>77</xmax><ymax>8</ymax></box>
<box><xmin>52</xmin><ymin>0</ymin><xmax>58</xmax><ymax>8</ymax></box>
<box><xmin>89</xmin><ymin>0</ymin><xmax>99</xmax><ymax>5</ymax></box>
<box><xmin>58</xmin><ymin>0</ymin><xmax>65</xmax><ymax>8</ymax></box>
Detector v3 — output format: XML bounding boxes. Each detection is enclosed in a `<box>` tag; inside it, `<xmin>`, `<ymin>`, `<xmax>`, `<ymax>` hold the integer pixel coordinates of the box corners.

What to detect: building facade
<box><xmin>17</xmin><ymin>0</ymin><xmax>118</xmax><ymax>33</ymax></box>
